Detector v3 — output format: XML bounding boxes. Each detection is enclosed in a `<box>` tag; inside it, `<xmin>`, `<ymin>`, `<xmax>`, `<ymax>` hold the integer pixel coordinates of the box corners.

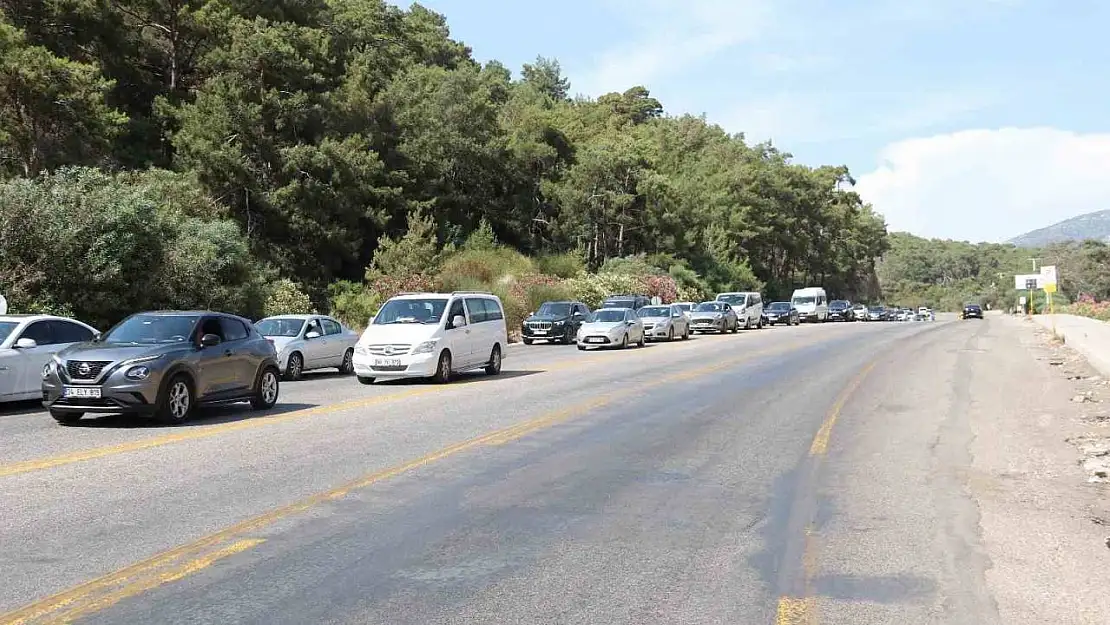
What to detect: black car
<box><xmin>521</xmin><ymin>301</ymin><xmax>590</xmax><ymax>344</ymax></box>
<box><xmin>962</xmin><ymin>304</ymin><xmax>983</xmax><ymax>319</ymax></box>
<box><xmin>764</xmin><ymin>301</ymin><xmax>799</xmax><ymax>326</ymax></box>
<box><xmin>828</xmin><ymin>300</ymin><xmax>852</xmax><ymax>321</ymax></box>
<box><xmin>600</xmin><ymin>294</ymin><xmax>651</xmax><ymax>311</ymax></box>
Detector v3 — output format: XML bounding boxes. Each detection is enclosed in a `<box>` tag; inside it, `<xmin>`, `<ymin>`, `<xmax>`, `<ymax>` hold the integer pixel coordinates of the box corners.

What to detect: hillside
<box><xmin>1009</xmin><ymin>210</ymin><xmax>1110</xmax><ymax>247</ymax></box>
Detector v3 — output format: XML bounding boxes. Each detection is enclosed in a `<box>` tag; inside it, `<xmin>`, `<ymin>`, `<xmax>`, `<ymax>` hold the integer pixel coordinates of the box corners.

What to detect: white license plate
<box><xmin>533</xmin><ymin>330</ymin><xmax>548</xmax><ymax>335</ymax></box>
<box><xmin>373</xmin><ymin>358</ymin><xmax>402</xmax><ymax>367</ymax></box>
<box><xmin>586</xmin><ymin>337</ymin><xmax>606</xmax><ymax>344</ymax></box>
<box><xmin>63</xmin><ymin>386</ymin><xmax>101</xmax><ymax>399</ymax></box>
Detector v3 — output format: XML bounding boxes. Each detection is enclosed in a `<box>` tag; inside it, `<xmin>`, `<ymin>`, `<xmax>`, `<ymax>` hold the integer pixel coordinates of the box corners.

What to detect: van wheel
<box><xmin>250</xmin><ymin>367</ymin><xmax>280</xmax><ymax>410</ymax></box>
<box><xmin>757</xmin><ymin>317</ymin><xmax>764</xmax><ymax>329</ymax></box>
<box><xmin>155</xmin><ymin>374</ymin><xmax>194</xmax><ymax>424</ymax></box>
<box><xmin>432</xmin><ymin>350</ymin><xmax>452</xmax><ymax>384</ymax></box>
<box><xmin>485</xmin><ymin>345</ymin><xmax>502</xmax><ymax>375</ymax></box>
<box><xmin>284</xmin><ymin>352</ymin><xmax>304</xmax><ymax>381</ymax></box>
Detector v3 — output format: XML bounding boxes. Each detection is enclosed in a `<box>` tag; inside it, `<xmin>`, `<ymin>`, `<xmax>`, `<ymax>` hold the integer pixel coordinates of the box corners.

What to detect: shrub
<box><xmin>563</xmin><ymin>272</ymin><xmax>645</xmax><ymax>308</ymax></box>
<box><xmin>462</xmin><ymin>218</ymin><xmax>498</xmax><ymax>251</ymax></box>
<box><xmin>328</xmin><ymin>273</ymin><xmax>435</xmax><ymax>329</ymax></box>
<box><xmin>366</xmin><ymin>207</ymin><xmax>442</xmax><ymax>280</ymax></box>
<box><xmin>599</xmin><ymin>254</ymin><xmax>665</xmax><ymax>276</ymax></box>
<box><xmin>434</xmin><ymin>247</ymin><xmax>534</xmax><ymax>291</ymax></box>
<box><xmin>535</xmin><ymin>251</ymin><xmax>585</xmax><ymax>279</ymax></box>
<box><xmin>264</xmin><ymin>279</ymin><xmax>315</xmax><ymax>317</ymax></box>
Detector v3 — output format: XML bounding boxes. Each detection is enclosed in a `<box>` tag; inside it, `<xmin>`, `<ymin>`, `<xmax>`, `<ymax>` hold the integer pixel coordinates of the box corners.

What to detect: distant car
<box><xmin>256</xmin><ymin>314</ymin><xmax>359</xmax><ymax>380</ymax></box>
<box><xmin>764</xmin><ymin>301</ymin><xmax>799</xmax><ymax>326</ymax></box>
<box><xmin>672</xmin><ymin>302</ymin><xmax>697</xmax><ymax>324</ymax></box>
<box><xmin>851</xmin><ymin>303</ymin><xmax>868</xmax><ymax>320</ymax></box>
<box><xmin>0</xmin><ymin>315</ymin><xmax>100</xmax><ymax>403</ymax></box>
<box><xmin>689</xmin><ymin>301</ymin><xmax>739</xmax><ymax>334</ymax></box>
<box><xmin>637</xmin><ymin>304</ymin><xmax>690</xmax><ymax>342</ymax></box>
<box><xmin>521</xmin><ymin>300</ymin><xmax>590</xmax><ymax>345</ymax></box>
<box><xmin>827</xmin><ymin>300</ymin><xmax>852</xmax><ymax>321</ymax></box>
<box><xmin>42</xmin><ymin>311</ymin><xmax>281</xmax><ymax>425</ymax></box>
<box><xmin>600</xmin><ymin>294</ymin><xmax>651</xmax><ymax>311</ymax></box>
<box><xmin>577</xmin><ymin>308</ymin><xmax>645</xmax><ymax>349</ymax></box>
<box><xmin>866</xmin><ymin>307</ymin><xmax>885</xmax><ymax>322</ymax></box>
<box><xmin>963</xmin><ymin>304</ymin><xmax>983</xmax><ymax>319</ymax></box>
<box><xmin>715</xmin><ymin>291</ymin><xmax>764</xmax><ymax>329</ymax></box>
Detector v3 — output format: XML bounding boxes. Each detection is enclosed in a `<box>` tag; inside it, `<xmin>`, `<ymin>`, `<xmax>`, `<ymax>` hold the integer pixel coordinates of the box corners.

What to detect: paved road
<box><xmin>0</xmin><ymin>318</ymin><xmax>1006</xmax><ymax>624</ymax></box>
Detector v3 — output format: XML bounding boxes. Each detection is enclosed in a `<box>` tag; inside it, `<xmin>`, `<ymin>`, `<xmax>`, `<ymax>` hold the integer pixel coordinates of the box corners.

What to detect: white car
<box><xmin>637</xmin><ymin>304</ymin><xmax>691</xmax><ymax>342</ymax></box>
<box><xmin>255</xmin><ymin>314</ymin><xmax>360</xmax><ymax>380</ymax></box>
<box><xmin>352</xmin><ymin>291</ymin><xmax>507</xmax><ymax>384</ymax></box>
<box><xmin>577</xmin><ymin>308</ymin><xmax>645</xmax><ymax>350</ymax></box>
<box><xmin>0</xmin><ymin>314</ymin><xmax>99</xmax><ymax>403</ymax></box>
<box><xmin>715</xmin><ymin>291</ymin><xmax>764</xmax><ymax>329</ymax></box>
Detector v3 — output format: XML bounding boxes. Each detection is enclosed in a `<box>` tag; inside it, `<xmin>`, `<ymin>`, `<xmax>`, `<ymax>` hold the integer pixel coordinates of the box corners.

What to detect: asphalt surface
<box><xmin>0</xmin><ymin>317</ymin><xmax>1011</xmax><ymax>624</ymax></box>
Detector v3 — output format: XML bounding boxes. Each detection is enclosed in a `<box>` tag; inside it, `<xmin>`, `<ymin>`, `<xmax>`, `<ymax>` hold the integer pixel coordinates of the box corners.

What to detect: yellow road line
<box><xmin>808</xmin><ymin>361</ymin><xmax>876</xmax><ymax>456</ymax></box>
<box><xmin>0</xmin><ymin>341</ymin><xmax>808</xmax><ymax>625</ymax></box>
<box><xmin>775</xmin><ymin>596</ymin><xmax>814</xmax><ymax>625</ymax></box>
<box><xmin>0</xmin><ymin>333</ymin><xmax>825</xmax><ymax>480</ymax></box>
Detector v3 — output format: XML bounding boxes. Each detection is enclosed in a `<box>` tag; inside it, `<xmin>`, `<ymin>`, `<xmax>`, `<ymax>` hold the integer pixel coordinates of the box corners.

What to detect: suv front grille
<box><xmin>364</xmin><ymin>344</ymin><xmax>412</xmax><ymax>356</ymax></box>
<box><xmin>65</xmin><ymin>360</ymin><xmax>111</xmax><ymax>380</ymax></box>
<box><xmin>526</xmin><ymin>321</ymin><xmax>553</xmax><ymax>331</ymax></box>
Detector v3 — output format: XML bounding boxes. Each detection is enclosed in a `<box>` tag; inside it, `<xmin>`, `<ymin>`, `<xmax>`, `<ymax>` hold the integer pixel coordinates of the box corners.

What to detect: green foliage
<box><xmin>366</xmin><ymin>208</ymin><xmax>443</xmax><ymax>280</ymax></box>
<box><xmin>522</xmin><ymin>282</ymin><xmax>572</xmax><ymax>313</ymax></box>
<box><xmin>435</xmin><ymin>247</ymin><xmax>534</xmax><ymax>291</ymax></box>
<box><xmin>535</xmin><ymin>252</ymin><xmax>585</xmax><ymax>279</ymax></box>
<box><xmin>264</xmin><ymin>279</ymin><xmax>316</xmax><ymax>317</ymax></box>
<box><xmin>462</xmin><ymin>218</ymin><xmax>499</xmax><ymax>251</ymax></box>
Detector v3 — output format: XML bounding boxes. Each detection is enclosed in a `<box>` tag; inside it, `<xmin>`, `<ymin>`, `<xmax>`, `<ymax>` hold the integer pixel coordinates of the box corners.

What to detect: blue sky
<box><xmin>403</xmin><ymin>0</ymin><xmax>1110</xmax><ymax>243</ymax></box>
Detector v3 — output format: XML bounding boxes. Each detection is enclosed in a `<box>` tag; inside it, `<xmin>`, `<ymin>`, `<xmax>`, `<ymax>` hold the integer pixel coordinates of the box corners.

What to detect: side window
<box><xmin>51</xmin><ymin>321</ymin><xmax>94</xmax><ymax>344</ymax></box>
<box><xmin>447</xmin><ymin>299</ymin><xmax>466</xmax><ymax>327</ymax></box>
<box><xmin>19</xmin><ymin>321</ymin><xmax>53</xmax><ymax>345</ymax></box>
<box><xmin>464</xmin><ymin>298</ymin><xmax>487</xmax><ymax>323</ymax></box>
<box><xmin>199</xmin><ymin>317</ymin><xmax>224</xmax><ymax>340</ymax></box>
<box><xmin>219</xmin><ymin>317</ymin><xmax>249</xmax><ymax>341</ymax></box>
<box><xmin>304</xmin><ymin>318</ymin><xmax>322</xmax><ymax>336</ymax></box>
<box><xmin>484</xmin><ymin>299</ymin><xmax>504</xmax><ymax>321</ymax></box>
<box><xmin>322</xmin><ymin>319</ymin><xmax>342</xmax><ymax>335</ymax></box>
<box><xmin>754</xmin><ymin>294</ymin><xmax>761</xmax><ymax>305</ymax></box>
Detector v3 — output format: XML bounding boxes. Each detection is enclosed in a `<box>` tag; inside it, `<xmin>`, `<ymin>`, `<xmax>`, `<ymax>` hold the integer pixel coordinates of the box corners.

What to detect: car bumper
<box><xmin>521</xmin><ymin>326</ymin><xmax>568</xmax><ymax>340</ymax></box>
<box><xmin>643</xmin><ymin>325</ymin><xmax>673</xmax><ymax>339</ymax></box>
<box><xmin>690</xmin><ymin>320</ymin><xmax>724</xmax><ymax>331</ymax></box>
<box><xmin>41</xmin><ymin>378</ymin><xmax>160</xmax><ymax>415</ymax></box>
<box><xmin>352</xmin><ymin>350</ymin><xmax>438</xmax><ymax>379</ymax></box>
<box><xmin>577</xmin><ymin>334</ymin><xmax>622</xmax><ymax>347</ymax></box>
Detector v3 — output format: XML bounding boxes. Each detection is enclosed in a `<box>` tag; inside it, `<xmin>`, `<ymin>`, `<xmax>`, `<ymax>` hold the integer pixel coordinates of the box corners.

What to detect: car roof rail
<box><xmin>451</xmin><ymin>290</ymin><xmax>492</xmax><ymax>295</ymax></box>
<box><xmin>395</xmin><ymin>291</ymin><xmax>431</xmax><ymax>296</ymax></box>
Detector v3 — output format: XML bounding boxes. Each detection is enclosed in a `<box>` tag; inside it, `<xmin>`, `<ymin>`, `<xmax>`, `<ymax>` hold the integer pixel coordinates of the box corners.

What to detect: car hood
<box><xmin>267</xmin><ymin>336</ymin><xmax>299</xmax><ymax>353</ymax></box>
<box><xmin>358</xmin><ymin>323</ymin><xmax>438</xmax><ymax>345</ymax></box>
<box><xmin>581</xmin><ymin>321</ymin><xmax>624</xmax><ymax>332</ymax></box>
<box><xmin>524</xmin><ymin>315</ymin><xmax>568</xmax><ymax>323</ymax></box>
<box><xmin>766</xmin><ymin>309</ymin><xmax>791</xmax><ymax>315</ymax></box>
<box><xmin>639</xmin><ymin>316</ymin><xmax>670</xmax><ymax>323</ymax></box>
<box><xmin>690</xmin><ymin>311</ymin><xmax>723</xmax><ymax>318</ymax></box>
<box><xmin>58</xmin><ymin>342</ymin><xmax>191</xmax><ymax>363</ymax></box>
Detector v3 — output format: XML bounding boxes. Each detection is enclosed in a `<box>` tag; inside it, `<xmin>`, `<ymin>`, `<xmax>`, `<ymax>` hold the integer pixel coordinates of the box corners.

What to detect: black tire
<box><xmin>50</xmin><ymin>410</ymin><xmax>83</xmax><ymax>425</ymax></box>
<box><xmin>357</xmin><ymin>376</ymin><xmax>375</xmax><ymax>385</ymax></box>
<box><xmin>338</xmin><ymin>348</ymin><xmax>354</xmax><ymax>374</ymax></box>
<box><xmin>432</xmin><ymin>350</ymin><xmax>452</xmax><ymax>384</ymax></box>
<box><xmin>155</xmin><ymin>374</ymin><xmax>194</xmax><ymax>425</ymax></box>
<box><xmin>577</xmin><ymin>345</ymin><xmax>586</xmax><ymax>351</ymax></box>
<box><xmin>485</xmin><ymin>345</ymin><xmax>502</xmax><ymax>375</ymax></box>
<box><xmin>250</xmin><ymin>367</ymin><xmax>280</xmax><ymax>410</ymax></box>
<box><xmin>637</xmin><ymin>332</ymin><xmax>646</xmax><ymax>348</ymax></box>
<box><xmin>731</xmin><ymin>320</ymin><xmax>739</xmax><ymax>334</ymax></box>
<box><xmin>757</xmin><ymin>317</ymin><xmax>764</xmax><ymax>329</ymax></box>
<box><xmin>523</xmin><ymin>338</ymin><xmax>533</xmax><ymax>345</ymax></box>
<box><xmin>667</xmin><ymin>327</ymin><xmax>674</xmax><ymax>342</ymax></box>
<box><xmin>620</xmin><ymin>333</ymin><xmax>629</xmax><ymax>349</ymax></box>
<box><xmin>561</xmin><ymin>327</ymin><xmax>574</xmax><ymax>345</ymax></box>
<box><xmin>284</xmin><ymin>352</ymin><xmax>304</xmax><ymax>381</ymax></box>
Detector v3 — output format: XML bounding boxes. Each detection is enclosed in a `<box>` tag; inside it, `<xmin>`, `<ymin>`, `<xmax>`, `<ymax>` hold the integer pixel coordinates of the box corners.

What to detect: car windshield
<box><xmin>256</xmin><ymin>318</ymin><xmax>306</xmax><ymax>337</ymax></box>
<box><xmin>591</xmin><ymin>310</ymin><xmax>627</xmax><ymax>323</ymax></box>
<box><xmin>373</xmin><ymin>298</ymin><xmax>448</xmax><ymax>325</ymax></box>
<box><xmin>717</xmin><ymin>294</ymin><xmax>746</xmax><ymax>305</ymax></box>
<box><xmin>830</xmin><ymin>300</ymin><xmax>849</xmax><ymax>308</ymax></box>
<box><xmin>0</xmin><ymin>321</ymin><xmax>18</xmax><ymax>344</ymax></box>
<box><xmin>870</xmin><ymin>307</ymin><xmax>884</xmax><ymax>313</ymax></box>
<box><xmin>674</xmin><ymin>303</ymin><xmax>693</xmax><ymax>312</ymax></box>
<box><xmin>767</xmin><ymin>302</ymin><xmax>790</xmax><ymax>310</ymax></box>
<box><xmin>638</xmin><ymin>306</ymin><xmax>670</xmax><ymax>318</ymax></box>
<box><xmin>793</xmin><ymin>296</ymin><xmax>816</xmax><ymax>305</ymax></box>
<box><xmin>695</xmin><ymin>302</ymin><xmax>723</xmax><ymax>312</ymax></box>
<box><xmin>602</xmin><ymin>298</ymin><xmax>635</xmax><ymax>309</ymax></box>
<box><xmin>536</xmin><ymin>302</ymin><xmax>572</xmax><ymax>316</ymax></box>
<box><xmin>103</xmin><ymin>314</ymin><xmax>200</xmax><ymax>344</ymax></box>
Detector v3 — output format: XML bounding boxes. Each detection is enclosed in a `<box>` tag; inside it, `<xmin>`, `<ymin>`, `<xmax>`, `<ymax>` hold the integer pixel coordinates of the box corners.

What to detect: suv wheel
<box><xmin>251</xmin><ymin>367</ymin><xmax>280</xmax><ymax>410</ymax></box>
<box><xmin>285</xmin><ymin>352</ymin><xmax>304</xmax><ymax>381</ymax></box>
<box><xmin>432</xmin><ymin>350</ymin><xmax>452</xmax><ymax>384</ymax></box>
<box><xmin>156</xmin><ymin>375</ymin><xmax>194</xmax><ymax>424</ymax></box>
<box><xmin>485</xmin><ymin>345</ymin><xmax>502</xmax><ymax>375</ymax></box>
<box><xmin>50</xmin><ymin>410</ymin><xmax>83</xmax><ymax>425</ymax></box>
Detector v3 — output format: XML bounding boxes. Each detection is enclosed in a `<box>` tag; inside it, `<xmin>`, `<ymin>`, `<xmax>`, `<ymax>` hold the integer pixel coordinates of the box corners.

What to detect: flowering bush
<box><xmin>1065</xmin><ymin>295</ymin><xmax>1110</xmax><ymax>322</ymax></box>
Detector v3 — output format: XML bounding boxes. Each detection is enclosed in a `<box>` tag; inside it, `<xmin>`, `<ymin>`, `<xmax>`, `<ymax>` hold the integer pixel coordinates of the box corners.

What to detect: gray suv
<box><xmin>42</xmin><ymin>311</ymin><xmax>281</xmax><ymax>425</ymax></box>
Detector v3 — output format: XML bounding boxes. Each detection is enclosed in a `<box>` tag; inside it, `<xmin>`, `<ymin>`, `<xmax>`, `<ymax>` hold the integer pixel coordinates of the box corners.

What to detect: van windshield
<box><xmin>374</xmin><ymin>299</ymin><xmax>448</xmax><ymax>325</ymax></box>
<box><xmin>793</xmin><ymin>296</ymin><xmax>816</xmax><ymax>304</ymax></box>
<box><xmin>717</xmin><ymin>294</ymin><xmax>746</xmax><ymax>306</ymax></box>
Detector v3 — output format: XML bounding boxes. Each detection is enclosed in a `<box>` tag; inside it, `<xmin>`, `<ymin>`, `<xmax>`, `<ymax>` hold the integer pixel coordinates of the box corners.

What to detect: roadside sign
<box><xmin>1044</xmin><ymin>283</ymin><xmax>1057</xmax><ymax>294</ymax></box>
<box><xmin>1014</xmin><ymin>274</ymin><xmax>1041</xmax><ymax>290</ymax></box>
<box><xmin>1019</xmin><ymin>296</ymin><xmax>1027</xmax><ymax>306</ymax></box>
<box><xmin>0</xmin><ymin>293</ymin><xmax>6</xmax><ymax>315</ymax></box>
<box><xmin>1040</xmin><ymin>264</ymin><xmax>1057</xmax><ymax>287</ymax></box>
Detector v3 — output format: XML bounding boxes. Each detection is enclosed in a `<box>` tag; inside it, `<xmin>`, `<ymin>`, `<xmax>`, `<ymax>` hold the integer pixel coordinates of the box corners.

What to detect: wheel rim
<box><xmin>439</xmin><ymin>352</ymin><xmax>451</xmax><ymax>379</ymax></box>
<box><xmin>342</xmin><ymin>350</ymin><xmax>352</xmax><ymax>372</ymax></box>
<box><xmin>290</xmin><ymin>354</ymin><xmax>302</xmax><ymax>377</ymax></box>
<box><xmin>492</xmin><ymin>348</ymin><xmax>501</xmax><ymax>371</ymax></box>
<box><xmin>261</xmin><ymin>371</ymin><xmax>278</xmax><ymax>404</ymax></box>
<box><xmin>168</xmin><ymin>381</ymin><xmax>190</xmax><ymax>420</ymax></box>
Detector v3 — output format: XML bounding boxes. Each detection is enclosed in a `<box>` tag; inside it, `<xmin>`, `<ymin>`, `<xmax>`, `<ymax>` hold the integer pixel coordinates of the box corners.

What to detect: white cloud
<box><xmin>853</xmin><ymin>127</ymin><xmax>1110</xmax><ymax>243</ymax></box>
<box><xmin>573</xmin><ymin>0</ymin><xmax>775</xmax><ymax>96</ymax></box>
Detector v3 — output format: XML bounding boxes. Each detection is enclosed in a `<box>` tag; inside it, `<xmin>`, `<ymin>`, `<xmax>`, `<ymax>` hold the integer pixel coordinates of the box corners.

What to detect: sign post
<box><xmin>1041</xmin><ymin>265</ymin><xmax>1058</xmax><ymax>333</ymax></box>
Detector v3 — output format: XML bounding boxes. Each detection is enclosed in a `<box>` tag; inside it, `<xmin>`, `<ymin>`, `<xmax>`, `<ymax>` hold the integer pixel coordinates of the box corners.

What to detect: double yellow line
<box><xmin>3</xmin><ymin>340</ymin><xmax>811</xmax><ymax>624</ymax></box>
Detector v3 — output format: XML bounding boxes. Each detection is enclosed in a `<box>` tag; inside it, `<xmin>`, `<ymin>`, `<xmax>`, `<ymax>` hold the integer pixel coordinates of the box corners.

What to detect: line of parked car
<box><xmin>1</xmin><ymin>285</ymin><xmax>934</xmax><ymax>426</ymax></box>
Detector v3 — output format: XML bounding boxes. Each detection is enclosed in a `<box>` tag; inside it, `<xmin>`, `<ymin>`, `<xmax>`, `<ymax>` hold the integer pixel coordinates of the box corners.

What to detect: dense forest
<box><xmin>0</xmin><ymin>0</ymin><xmax>891</xmax><ymax>329</ymax></box>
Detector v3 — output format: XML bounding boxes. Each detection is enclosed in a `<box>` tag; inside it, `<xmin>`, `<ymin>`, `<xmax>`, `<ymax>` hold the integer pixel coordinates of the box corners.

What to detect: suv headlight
<box><xmin>413</xmin><ymin>340</ymin><xmax>438</xmax><ymax>354</ymax></box>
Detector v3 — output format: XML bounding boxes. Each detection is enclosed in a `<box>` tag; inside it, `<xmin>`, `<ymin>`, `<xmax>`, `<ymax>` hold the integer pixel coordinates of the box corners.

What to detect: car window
<box><xmin>219</xmin><ymin>317</ymin><xmax>249</xmax><ymax>341</ymax></box>
<box><xmin>484</xmin><ymin>299</ymin><xmax>504</xmax><ymax>321</ymax></box>
<box><xmin>304</xmin><ymin>318</ymin><xmax>322</xmax><ymax>336</ymax></box>
<box><xmin>447</xmin><ymin>299</ymin><xmax>466</xmax><ymax>326</ymax></box>
<box><xmin>322</xmin><ymin>319</ymin><xmax>342</xmax><ymax>335</ymax></box>
<box><xmin>465</xmin><ymin>298</ymin><xmax>487</xmax><ymax>323</ymax></box>
<box><xmin>19</xmin><ymin>320</ymin><xmax>53</xmax><ymax>345</ymax></box>
<box><xmin>50</xmin><ymin>320</ymin><xmax>94</xmax><ymax>344</ymax></box>
<box><xmin>199</xmin><ymin>317</ymin><xmax>224</xmax><ymax>341</ymax></box>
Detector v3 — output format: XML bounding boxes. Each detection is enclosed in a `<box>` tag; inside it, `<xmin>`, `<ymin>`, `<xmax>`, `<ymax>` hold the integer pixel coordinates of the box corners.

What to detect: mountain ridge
<box><xmin>1008</xmin><ymin>209</ymin><xmax>1110</xmax><ymax>247</ymax></box>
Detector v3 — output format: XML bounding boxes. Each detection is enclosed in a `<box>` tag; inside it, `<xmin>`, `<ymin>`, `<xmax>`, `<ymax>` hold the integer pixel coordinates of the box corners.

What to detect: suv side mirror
<box><xmin>13</xmin><ymin>337</ymin><xmax>36</xmax><ymax>349</ymax></box>
<box><xmin>572</xmin><ymin>312</ymin><xmax>583</xmax><ymax>320</ymax></box>
<box><xmin>304</xmin><ymin>331</ymin><xmax>321</xmax><ymax>340</ymax></box>
<box><xmin>200</xmin><ymin>333</ymin><xmax>222</xmax><ymax>347</ymax></box>
<box><xmin>451</xmin><ymin>315</ymin><xmax>467</xmax><ymax>328</ymax></box>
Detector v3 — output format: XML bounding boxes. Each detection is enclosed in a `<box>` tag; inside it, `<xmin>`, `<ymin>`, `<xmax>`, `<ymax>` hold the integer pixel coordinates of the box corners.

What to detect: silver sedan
<box><xmin>688</xmin><ymin>301</ymin><xmax>739</xmax><ymax>334</ymax></box>
<box><xmin>637</xmin><ymin>304</ymin><xmax>691</xmax><ymax>342</ymax></box>
<box><xmin>255</xmin><ymin>314</ymin><xmax>360</xmax><ymax>380</ymax></box>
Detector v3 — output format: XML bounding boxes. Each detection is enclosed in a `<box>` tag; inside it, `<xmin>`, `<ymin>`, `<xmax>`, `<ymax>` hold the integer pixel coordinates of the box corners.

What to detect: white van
<box><xmin>791</xmin><ymin>287</ymin><xmax>828</xmax><ymax>322</ymax></box>
<box><xmin>352</xmin><ymin>291</ymin><xmax>508</xmax><ymax>384</ymax></box>
<box><xmin>715</xmin><ymin>291</ymin><xmax>764</xmax><ymax>329</ymax></box>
